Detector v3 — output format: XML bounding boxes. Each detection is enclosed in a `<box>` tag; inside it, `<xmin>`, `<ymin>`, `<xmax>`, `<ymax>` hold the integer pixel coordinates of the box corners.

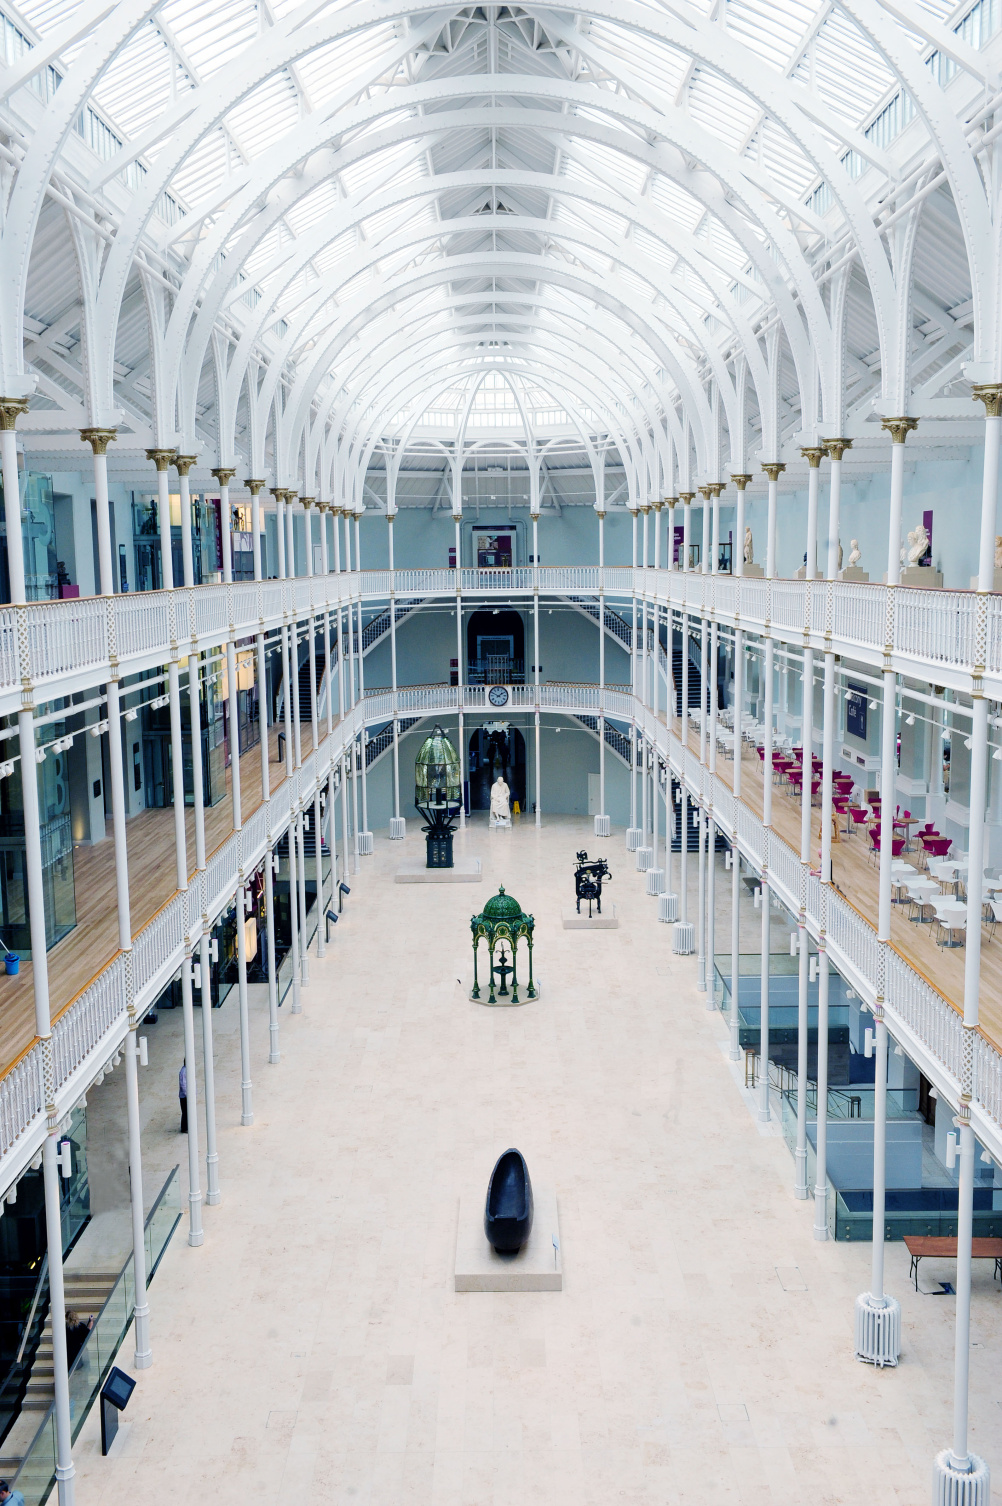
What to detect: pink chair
<box><xmin>848</xmin><ymin>807</ymin><xmax>870</xmax><ymax>837</ymax></box>
<box><xmin>923</xmin><ymin>836</ymin><xmax>952</xmax><ymax>859</ymax></box>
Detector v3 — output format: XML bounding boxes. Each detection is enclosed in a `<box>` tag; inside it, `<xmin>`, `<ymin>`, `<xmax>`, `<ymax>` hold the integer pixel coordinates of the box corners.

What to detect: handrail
<box><xmin>13</xmin><ymin>1166</ymin><xmax>182</xmax><ymax>1502</ymax></box>
<box><xmin>0</xmin><ymin>567</ymin><xmax>998</xmax><ymax>721</ymax></box>
<box><xmin>0</xmin><ymin>678</ymin><xmax>1000</xmax><ymax>1202</ymax></box>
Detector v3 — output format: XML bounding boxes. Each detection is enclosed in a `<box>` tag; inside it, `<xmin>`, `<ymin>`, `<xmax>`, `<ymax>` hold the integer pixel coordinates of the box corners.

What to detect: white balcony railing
<box><xmin>0</xmin><ymin>566</ymin><xmax>999</xmax><ymax>718</ymax></box>
<box><xmin>3</xmin><ymin>681</ymin><xmax>1001</xmax><ymax>1198</ymax></box>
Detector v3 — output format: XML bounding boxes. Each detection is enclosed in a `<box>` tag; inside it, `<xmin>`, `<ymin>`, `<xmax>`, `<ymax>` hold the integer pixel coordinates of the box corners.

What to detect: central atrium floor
<box><xmin>74</xmin><ymin>817</ymin><xmax>1002</xmax><ymax>1505</ymax></box>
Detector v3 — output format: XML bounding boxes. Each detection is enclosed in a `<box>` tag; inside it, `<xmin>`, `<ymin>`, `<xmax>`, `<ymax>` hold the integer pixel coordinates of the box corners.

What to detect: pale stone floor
<box><xmin>72</xmin><ymin>815</ymin><xmax>1002</xmax><ymax>1505</ymax></box>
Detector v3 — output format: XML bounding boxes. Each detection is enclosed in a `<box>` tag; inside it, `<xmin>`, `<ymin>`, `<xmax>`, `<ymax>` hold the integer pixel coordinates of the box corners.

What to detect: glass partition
<box><xmin>13</xmin><ymin>1166</ymin><xmax>181</xmax><ymax>1506</ymax></box>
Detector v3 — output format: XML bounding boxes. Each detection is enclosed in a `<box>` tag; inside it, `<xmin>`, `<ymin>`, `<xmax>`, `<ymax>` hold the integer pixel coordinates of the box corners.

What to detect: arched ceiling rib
<box><xmin>2</xmin><ymin>0</ymin><xmax>999</xmax><ymax>490</ymax></box>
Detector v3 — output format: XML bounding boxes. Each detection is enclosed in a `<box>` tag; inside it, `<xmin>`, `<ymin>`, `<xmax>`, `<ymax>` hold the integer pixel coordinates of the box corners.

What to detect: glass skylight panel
<box><xmin>725</xmin><ymin>0</ymin><xmax>818</xmax><ymax>71</ymax></box>
<box><xmin>89</xmin><ymin>21</ymin><xmax>177</xmax><ymax>141</ymax></box>
<box><xmin>158</xmin><ymin>0</ymin><xmax>258</xmax><ymax>78</ymax></box>
<box><xmin>295</xmin><ymin>24</ymin><xmax>403</xmax><ymax>111</ymax></box>
<box><xmin>686</xmin><ymin>69</ymin><xmax>760</xmax><ymax>154</ymax></box>
<box><xmin>225</xmin><ymin>71</ymin><xmax>300</xmax><ymax>163</ymax></box>
<box><xmin>583</xmin><ymin>20</ymin><xmax>689</xmax><ymax>100</ymax></box>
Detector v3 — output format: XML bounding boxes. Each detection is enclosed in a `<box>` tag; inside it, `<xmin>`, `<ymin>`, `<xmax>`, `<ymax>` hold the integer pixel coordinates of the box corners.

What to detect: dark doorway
<box><xmin>466</xmin><ymin>608</ymin><xmax>525</xmax><ymax>684</ymax></box>
<box><xmin>469</xmin><ymin>725</ymin><xmax>527</xmax><ymax>812</ymax></box>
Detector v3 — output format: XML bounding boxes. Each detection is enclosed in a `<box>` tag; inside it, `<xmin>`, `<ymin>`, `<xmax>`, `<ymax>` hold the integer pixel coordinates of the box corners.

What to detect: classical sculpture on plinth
<box><xmin>743</xmin><ymin>526</ymin><xmax>754</xmax><ymax>565</ymax></box>
<box><xmin>848</xmin><ymin>539</ymin><xmax>861</xmax><ymax>567</ymax></box>
<box><xmin>906</xmin><ymin>523</ymin><xmax>930</xmax><ymax>566</ymax></box>
<box><xmin>490</xmin><ymin>774</ymin><xmax>511</xmax><ymax>828</ymax></box>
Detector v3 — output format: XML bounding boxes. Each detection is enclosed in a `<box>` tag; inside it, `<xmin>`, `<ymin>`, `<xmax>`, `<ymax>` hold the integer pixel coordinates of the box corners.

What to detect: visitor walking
<box><xmin>179</xmin><ymin>1062</ymin><xmax>187</xmax><ymax>1133</ymax></box>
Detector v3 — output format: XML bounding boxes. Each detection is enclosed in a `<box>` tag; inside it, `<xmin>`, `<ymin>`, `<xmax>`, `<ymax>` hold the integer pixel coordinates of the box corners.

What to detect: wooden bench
<box><xmin>904</xmin><ymin>1235</ymin><xmax>1002</xmax><ymax>1291</ymax></box>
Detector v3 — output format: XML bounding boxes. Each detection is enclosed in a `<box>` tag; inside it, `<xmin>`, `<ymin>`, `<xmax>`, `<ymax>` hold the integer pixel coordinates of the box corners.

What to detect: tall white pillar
<box><xmin>533</xmin><ymin>512</ymin><xmax>541</xmax><ymax>828</ymax></box>
<box><xmin>729</xmin><ymin>842</ymin><xmax>740</xmax><ymax>1060</ymax></box>
<box><xmin>822</xmin><ymin>440</ymin><xmax>851</xmax><ymax>581</ymax></box>
<box><xmin>762</xmin><ymin>463</ymin><xmax>785</xmax><ymax>579</ymax></box>
<box><xmin>146</xmin><ymin>447</ymin><xmax>176</xmax><ymax>589</ymax></box>
<box><xmin>801</xmin><ymin>447</ymin><xmax>823</xmax><ymax>578</ymax></box>
<box><xmin>596</xmin><ymin>509</ymin><xmax>608</xmax><ymax>834</ymax></box>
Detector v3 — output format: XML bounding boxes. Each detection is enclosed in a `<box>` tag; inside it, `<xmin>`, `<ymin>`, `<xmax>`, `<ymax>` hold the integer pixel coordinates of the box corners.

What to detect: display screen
<box><xmin>102</xmin><ymin>1366</ymin><xmax>136</xmax><ymax>1411</ymax></box>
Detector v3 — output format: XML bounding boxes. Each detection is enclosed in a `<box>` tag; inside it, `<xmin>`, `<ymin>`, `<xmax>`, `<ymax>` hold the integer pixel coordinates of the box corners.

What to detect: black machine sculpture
<box><xmin>573</xmin><ymin>850</ymin><xmax>612</xmax><ymax>917</ymax></box>
<box><xmin>484</xmin><ymin>1148</ymin><xmax>534</xmax><ymax>1253</ymax></box>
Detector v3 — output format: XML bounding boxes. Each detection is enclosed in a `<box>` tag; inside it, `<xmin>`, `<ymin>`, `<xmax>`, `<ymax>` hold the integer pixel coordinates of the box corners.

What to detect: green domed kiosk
<box><xmin>470</xmin><ymin>885</ymin><xmax>536</xmax><ymax>1004</ymax></box>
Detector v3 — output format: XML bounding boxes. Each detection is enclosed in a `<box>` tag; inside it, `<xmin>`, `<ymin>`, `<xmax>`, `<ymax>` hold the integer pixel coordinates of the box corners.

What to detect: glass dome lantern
<box><xmin>414</xmin><ymin>726</ymin><xmax>461</xmax><ymax>808</ymax></box>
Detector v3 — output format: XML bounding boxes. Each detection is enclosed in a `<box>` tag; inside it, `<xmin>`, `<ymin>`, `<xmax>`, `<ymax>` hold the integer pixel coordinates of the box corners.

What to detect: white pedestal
<box><xmin>742</xmin><ymin>563</ymin><xmax>764</xmax><ymax>577</ymax></box>
<box><xmin>970</xmin><ymin>571</ymin><xmax>1002</xmax><ymax>592</ymax></box>
<box><xmin>455</xmin><ymin>1186</ymin><xmax>561</xmax><ymax>1292</ymax></box>
<box><xmin>889</xmin><ymin>566</ymin><xmax>943</xmax><ymax>588</ymax></box>
<box><xmin>931</xmin><ymin>1450</ymin><xmax>990</xmax><ymax>1506</ymax></box>
<box><xmin>659</xmin><ymin>892</ymin><xmax>679</xmax><ymax>923</ymax></box>
<box><xmin>389</xmin><ymin>817</ymin><xmax>406</xmax><ymax>839</ymax></box>
<box><xmin>645</xmin><ymin>868</ymin><xmax>665</xmax><ymax>895</ymax></box>
<box><xmin>839</xmin><ymin>566</ymin><xmax>870</xmax><ymax>582</ymax></box>
<box><xmin>672</xmin><ymin>920</ymin><xmax>695</xmax><ymax>955</ymax></box>
<box><xmin>594</xmin><ymin>813</ymin><xmax>611</xmax><ymax>837</ymax></box>
<box><xmin>626</xmin><ymin>827</ymin><xmax>642</xmax><ymax>850</ymax></box>
<box><xmin>358</xmin><ymin>831</ymin><xmax>374</xmax><ymax>855</ymax></box>
<box><xmin>490</xmin><ymin>815</ymin><xmax>512</xmax><ymax>829</ymax></box>
<box><xmin>635</xmin><ymin>845</ymin><xmax>653</xmax><ymax>871</ymax></box>
<box><xmin>562</xmin><ymin>905</ymin><xmax>617</xmax><ymax>929</ymax></box>
<box><xmin>854</xmin><ymin>1291</ymin><xmax>900</xmax><ymax>1367</ymax></box>
<box><xmin>396</xmin><ymin>857</ymin><xmax>482</xmax><ymax>883</ymax></box>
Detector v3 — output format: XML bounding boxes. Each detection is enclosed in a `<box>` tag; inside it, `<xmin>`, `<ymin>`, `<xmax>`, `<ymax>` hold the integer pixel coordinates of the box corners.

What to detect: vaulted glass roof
<box><xmin>2</xmin><ymin>0</ymin><xmax>999</xmax><ymax>482</ymax></box>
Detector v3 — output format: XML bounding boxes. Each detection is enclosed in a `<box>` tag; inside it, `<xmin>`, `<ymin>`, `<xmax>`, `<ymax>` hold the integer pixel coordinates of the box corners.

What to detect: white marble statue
<box><xmin>490</xmin><ymin>775</ymin><xmax>511</xmax><ymax>827</ymax></box>
<box><xmin>906</xmin><ymin>523</ymin><xmax>930</xmax><ymax>566</ymax></box>
<box><xmin>743</xmin><ymin>526</ymin><xmax>754</xmax><ymax>565</ymax></box>
<box><xmin>848</xmin><ymin>539</ymin><xmax>862</xmax><ymax>567</ymax></box>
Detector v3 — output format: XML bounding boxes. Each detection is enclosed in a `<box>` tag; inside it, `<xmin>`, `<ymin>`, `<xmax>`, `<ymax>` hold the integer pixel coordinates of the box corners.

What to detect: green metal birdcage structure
<box><xmin>470</xmin><ymin>886</ymin><xmax>536</xmax><ymax>1003</ymax></box>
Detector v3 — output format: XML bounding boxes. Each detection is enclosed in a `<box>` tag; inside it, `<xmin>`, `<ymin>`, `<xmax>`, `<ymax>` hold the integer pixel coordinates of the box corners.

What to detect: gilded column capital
<box><xmin>972</xmin><ymin>383</ymin><xmax>1002</xmax><ymax>419</ymax></box>
<box><xmin>270</xmin><ymin>486</ymin><xmax>287</xmax><ymax>504</ymax></box>
<box><xmin>640</xmin><ymin>502</ymin><xmax>650</xmax><ymax>516</ymax></box>
<box><xmin>663</xmin><ymin>495</ymin><xmax>678</xmax><ymax>508</ymax></box>
<box><xmin>697</xmin><ymin>484</ymin><xmax>712</xmax><ymax>502</ymax></box>
<box><xmin>300</xmin><ymin>496</ymin><xmax>315</xmax><ymax>509</ymax></box>
<box><xmin>652</xmin><ymin>497</ymin><xmax>664</xmax><ymax>513</ymax></box>
<box><xmin>880</xmin><ymin>416</ymin><xmax>918</xmax><ymax>444</ymax></box>
<box><xmin>730</xmin><ymin>473</ymin><xmax>752</xmax><ymax>490</ymax></box>
<box><xmin>679</xmin><ymin>491</ymin><xmax>695</xmax><ymax>505</ymax></box>
<box><xmin>211</xmin><ymin>467</ymin><xmax>237</xmax><ymax>487</ymax></box>
<box><xmin>80</xmin><ymin>427</ymin><xmax>117</xmax><ymax>455</ymax></box>
<box><xmin>595</xmin><ymin>508</ymin><xmax>606</xmax><ymax>520</ymax></box>
<box><xmin>821</xmin><ymin>438</ymin><xmax>852</xmax><ymax>462</ymax></box>
<box><xmin>146</xmin><ymin>447</ymin><xmax>177</xmax><ymax>471</ymax></box>
<box><xmin>0</xmin><ymin>397</ymin><xmax>30</xmax><ymax>430</ymax></box>
<box><xmin>707</xmin><ymin>481</ymin><xmax>725</xmax><ymax>498</ymax></box>
<box><xmin>174</xmin><ymin>454</ymin><xmax>198</xmax><ymax>477</ymax></box>
<box><xmin>761</xmin><ymin>462</ymin><xmax>786</xmax><ymax>482</ymax></box>
<box><xmin>286</xmin><ymin>490</ymin><xmax>299</xmax><ymax>506</ymax></box>
<box><xmin>799</xmin><ymin>446</ymin><xmax>824</xmax><ymax>468</ymax></box>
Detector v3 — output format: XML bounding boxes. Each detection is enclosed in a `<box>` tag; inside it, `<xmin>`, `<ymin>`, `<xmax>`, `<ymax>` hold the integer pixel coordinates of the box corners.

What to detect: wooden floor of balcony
<box><xmin>0</xmin><ymin>721</ymin><xmax>328</xmax><ymax>1077</ymax></box>
<box><xmin>678</xmin><ymin>717</ymin><xmax>1002</xmax><ymax>1059</ymax></box>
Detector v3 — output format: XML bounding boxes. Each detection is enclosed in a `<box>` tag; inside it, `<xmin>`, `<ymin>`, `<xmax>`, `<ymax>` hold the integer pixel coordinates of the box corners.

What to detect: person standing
<box><xmin>179</xmin><ymin>1062</ymin><xmax>187</xmax><ymax>1133</ymax></box>
<box><xmin>0</xmin><ymin>1478</ymin><xmax>26</xmax><ymax>1506</ymax></box>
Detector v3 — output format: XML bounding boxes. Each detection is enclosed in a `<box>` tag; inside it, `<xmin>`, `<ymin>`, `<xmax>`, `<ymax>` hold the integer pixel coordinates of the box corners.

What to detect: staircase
<box><xmin>365</xmin><ymin>716</ymin><xmax>421</xmax><ymax>768</ymax></box>
<box><xmin>671</xmin><ymin>629</ymin><xmax>703</xmax><ymax>718</ymax></box>
<box><xmin>296</xmin><ymin>655</ymin><xmax>327</xmax><ymax>723</ymax></box>
<box><xmin>564</xmin><ymin>596</ymin><xmax>633</xmax><ymax>648</ymax></box>
<box><xmin>572</xmin><ymin>715</ymin><xmax>632</xmax><ymax>765</ymax></box>
<box><xmin>0</xmin><ymin>1268</ymin><xmax>119</xmax><ymax>1475</ymax></box>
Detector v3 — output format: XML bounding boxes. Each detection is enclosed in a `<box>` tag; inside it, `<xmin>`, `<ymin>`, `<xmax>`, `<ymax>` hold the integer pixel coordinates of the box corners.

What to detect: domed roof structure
<box><xmin>481</xmin><ymin>885</ymin><xmax>524</xmax><ymax>921</ymax></box>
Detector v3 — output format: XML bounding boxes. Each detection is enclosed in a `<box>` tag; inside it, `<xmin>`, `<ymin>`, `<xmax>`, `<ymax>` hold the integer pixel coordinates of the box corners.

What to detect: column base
<box><xmin>659</xmin><ymin>891</ymin><xmax>679</xmax><ymax>922</ymax></box>
<box><xmin>389</xmin><ymin>817</ymin><xmax>406</xmax><ymax>839</ymax></box>
<box><xmin>672</xmin><ymin>921</ymin><xmax>694</xmax><ymax>954</ymax></box>
<box><xmin>358</xmin><ymin>831</ymin><xmax>374</xmax><ymax>855</ymax></box>
<box><xmin>594</xmin><ymin>813</ymin><xmax>611</xmax><ymax>837</ymax></box>
<box><xmin>854</xmin><ymin>1292</ymin><xmax>900</xmax><ymax>1367</ymax></box>
<box><xmin>645</xmin><ymin>867</ymin><xmax>665</xmax><ymax>895</ymax></box>
<box><xmin>635</xmin><ymin>845</ymin><xmax>653</xmax><ymax>871</ymax></box>
<box><xmin>626</xmin><ymin>826</ymin><xmax>642</xmax><ymax>850</ymax></box>
<box><xmin>932</xmin><ymin>1450</ymin><xmax>990</xmax><ymax>1505</ymax></box>
<box><xmin>205</xmin><ymin>1190</ymin><xmax>221</xmax><ymax>1206</ymax></box>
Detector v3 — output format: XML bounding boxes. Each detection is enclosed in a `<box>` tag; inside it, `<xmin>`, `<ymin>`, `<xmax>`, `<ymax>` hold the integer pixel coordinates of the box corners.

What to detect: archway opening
<box><xmin>468</xmin><ymin>725</ymin><xmax>527</xmax><ymax>813</ymax></box>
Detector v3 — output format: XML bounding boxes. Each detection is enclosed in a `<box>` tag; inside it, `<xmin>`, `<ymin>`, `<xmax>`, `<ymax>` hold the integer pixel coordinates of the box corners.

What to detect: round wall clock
<box><xmin>488</xmin><ymin>685</ymin><xmax>509</xmax><ymax>707</ymax></box>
